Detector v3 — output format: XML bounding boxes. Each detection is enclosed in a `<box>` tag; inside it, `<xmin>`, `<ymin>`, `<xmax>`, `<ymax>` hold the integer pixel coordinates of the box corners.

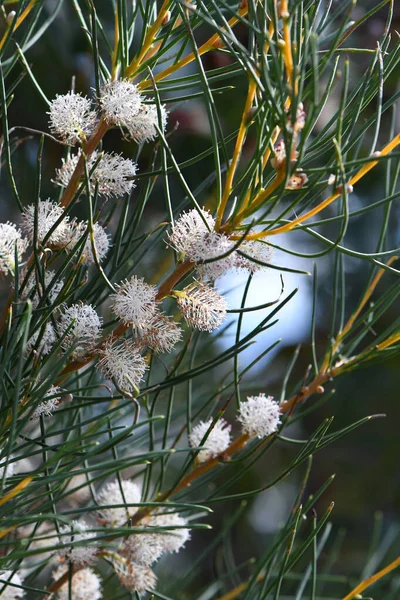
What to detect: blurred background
<box><xmin>1</xmin><ymin>0</ymin><xmax>399</xmax><ymax>597</ymax></box>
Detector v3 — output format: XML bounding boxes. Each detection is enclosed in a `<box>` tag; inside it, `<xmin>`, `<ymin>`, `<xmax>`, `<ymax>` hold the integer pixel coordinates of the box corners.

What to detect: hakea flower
<box><xmin>111</xmin><ymin>276</ymin><xmax>158</xmax><ymax>331</ymax></box>
<box><xmin>235</xmin><ymin>240</ymin><xmax>273</xmax><ymax>273</ymax></box>
<box><xmin>20</xmin><ymin>269</ymin><xmax>64</xmax><ymax>309</ymax></box>
<box><xmin>121</xmin><ymin>511</ymin><xmax>190</xmax><ymax>566</ymax></box>
<box><xmin>271</xmin><ymin>139</ymin><xmax>287</xmax><ymax>169</ymax></box>
<box><xmin>114</xmin><ymin>560</ymin><xmax>157</xmax><ymax>596</ymax></box>
<box><xmin>136</xmin><ymin>312</ymin><xmax>182</xmax><ymax>353</ymax></box>
<box><xmin>127</xmin><ymin>103</ymin><xmax>168</xmax><ymax>144</ymax></box>
<box><xmin>69</xmin><ymin>221</ymin><xmax>110</xmax><ymax>265</ymax></box>
<box><xmin>54</xmin><ymin>151</ymin><xmax>137</xmax><ymax>199</ymax></box>
<box><xmin>176</xmin><ymin>281</ymin><xmax>227</xmax><ymax>332</ymax></box>
<box><xmin>26</xmin><ymin>323</ymin><xmax>57</xmax><ymax>356</ymax></box>
<box><xmin>95</xmin><ymin>479</ymin><xmax>141</xmax><ymax>526</ymax></box>
<box><xmin>57</xmin><ymin>303</ymin><xmax>102</xmax><ymax>359</ymax></box>
<box><xmin>100</xmin><ymin>80</ymin><xmax>142</xmax><ymax>127</ymax></box>
<box><xmin>189</xmin><ymin>418</ymin><xmax>231</xmax><ymax>462</ymax></box>
<box><xmin>167</xmin><ymin>207</ymin><xmax>215</xmax><ymax>259</ymax></box>
<box><xmin>190</xmin><ymin>230</ymin><xmax>236</xmax><ymax>281</ymax></box>
<box><xmin>285</xmin><ymin>170</ymin><xmax>308</xmax><ymax>190</ymax></box>
<box><xmin>285</xmin><ymin>101</ymin><xmax>307</xmax><ymax>133</ymax></box>
<box><xmin>21</xmin><ymin>200</ymin><xmax>73</xmax><ymax>249</ymax></box>
<box><xmin>0</xmin><ymin>457</ymin><xmax>15</xmax><ymax>481</ymax></box>
<box><xmin>98</xmin><ymin>340</ymin><xmax>147</xmax><ymax>392</ymax></box>
<box><xmin>31</xmin><ymin>386</ymin><xmax>63</xmax><ymax>419</ymax></box>
<box><xmin>0</xmin><ymin>223</ymin><xmax>27</xmax><ymax>275</ymax></box>
<box><xmin>0</xmin><ymin>571</ymin><xmax>24</xmax><ymax>599</ymax></box>
<box><xmin>57</xmin><ymin>521</ymin><xmax>98</xmax><ymax>566</ymax></box>
<box><xmin>48</xmin><ymin>91</ymin><xmax>97</xmax><ymax>145</ymax></box>
<box><xmin>52</xmin><ymin>565</ymin><xmax>102</xmax><ymax>600</ymax></box>
<box><xmin>237</xmin><ymin>393</ymin><xmax>281</xmax><ymax>439</ymax></box>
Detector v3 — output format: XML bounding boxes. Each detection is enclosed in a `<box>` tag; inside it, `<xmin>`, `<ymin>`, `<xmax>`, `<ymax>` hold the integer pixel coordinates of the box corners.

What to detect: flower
<box><xmin>20</xmin><ymin>269</ymin><xmax>64</xmax><ymax>309</ymax></box>
<box><xmin>271</xmin><ymin>139</ymin><xmax>287</xmax><ymax>169</ymax></box>
<box><xmin>21</xmin><ymin>200</ymin><xmax>73</xmax><ymax>249</ymax></box>
<box><xmin>237</xmin><ymin>393</ymin><xmax>281</xmax><ymax>439</ymax></box>
<box><xmin>96</xmin><ymin>479</ymin><xmax>141</xmax><ymax>526</ymax></box>
<box><xmin>234</xmin><ymin>240</ymin><xmax>273</xmax><ymax>273</ymax></box>
<box><xmin>189</xmin><ymin>418</ymin><xmax>231</xmax><ymax>462</ymax></box>
<box><xmin>121</xmin><ymin>511</ymin><xmax>190</xmax><ymax>566</ymax></box>
<box><xmin>0</xmin><ymin>571</ymin><xmax>24</xmax><ymax>599</ymax></box>
<box><xmin>0</xmin><ymin>223</ymin><xmax>27</xmax><ymax>275</ymax></box>
<box><xmin>57</xmin><ymin>521</ymin><xmax>97</xmax><ymax>566</ymax></box>
<box><xmin>167</xmin><ymin>208</ymin><xmax>215</xmax><ymax>259</ymax></box>
<box><xmin>98</xmin><ymin>340</ymin><xmax>147</xmax><ymax>392</ymax></box>
<box><xmin>54</xmin><ymin>151</ymin><xmax>137</xmax><ymax>199</ymax></box>
<box><xmin>0</xmin><ymin>456</ymin><xmax>14</xmax><ymax>481</ymax></box>
<box><xmin>100</xmin><ymin>80</ymin><xmax>167</xmax><ymax>143</ymax></box>
<box><xmin>32</xmin><ymin>386</ymin><xmax>62</xmax><ymax>419</ymax></box>
<box><xmin>48</xmin><ymin>91</ymin><xmax>97</xmax><ymax>145</ymax></box>
<box><xmin>70</xmin><ymin>221</ymin><xmax>110</xmax><ymax>265</ymax></box>
<box><xmin>176</xmin><ymin>282</ymin><xmax>227</xmax><ymax>332</ymax></box>
<box><xmin>100</xmin><ymin>80</ymin><xmax>142</xmax><ymax>128</ymax></box>
<box><xmin>26</xmin><ymin>323</ymin><xmax>57</xmax><ymax>356</ymax></box>
<box><xmin>136</xmin><ymin>312</ymin><xmax>182</xmax><ymax>353</ymax></box>
<box><xmin>190</xmin><ymin>230</ymin><xmax>236</xmax><ymax>281</ymax></box>
<box><xmin>57</xmin><ymin>303</ymin><xmax>102</xmax><ymax>358</ymax></box>
<box><xmin>115</xmin><ymin>561</ymin><xmax>157</xmax><ymax>596</ymax></box>
<box><xmin>111</xmin><ymin>276</ymin><xmax>158</xmax><ymax>331</ymax></box>
<box><xmin>126</xmin><ymin>103</ymin><xmax>168</xmax><ymax>144</ymax></box>
<box><xmin>52</xmin><ymin>565</ymin><xmax>102</xmax><ymax>600</ymax></box>
<box><xmin>285</xmin><ymin>170</ymin><xmax>308</xmax><ymax>190</ymax></box>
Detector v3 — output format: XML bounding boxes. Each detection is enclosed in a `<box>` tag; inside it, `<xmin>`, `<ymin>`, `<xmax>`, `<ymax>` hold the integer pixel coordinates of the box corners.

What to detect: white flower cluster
<box><xmin>121</xmin><ymin>510</ymin><xmax>191</xmax><ymax>567</ymax></box>
<box><xmin>21</xmin><ymin>199</ymin><xmax>73</xmax><ymax>249</ymax></box>
<box><xmin>51</xmin><ymin>565</ymin><xmax>102</xmax><ymax>600</ymax></box>
<box><xmin>189</xmin><ymin>418</ymin><xmax>232</xmax><ymax>462</ymax></box>
<box><xmin>47</xmin><ymin>81</ymin><xmax>167</xmax><ymax>147</ymax></box>
<box><xmin>0</xmin><ymin>222</ymin><xmax>27</xmax><ymax>276</ymax></box>
<box><xmin>95</xmin><ymin>479</ymin><xmax>141</xmax><ymax>526</ymax></box>
<box><xmin>70</xmin><ymin>221</ymin><xmax>110</xmax><ymax>265</ymax></box>
<box><xmin>114</xmin><ymin>561</ymin><xmax>157</xmax><ymax>597</ymax></box>
<box><xmin>111</xmin><ymin>276</ymin><xmax>158</xmax><ymax>330</ymax></box>
<box><xmin>176</xmin><ymin>281</ymin><xmax>227</xmax><ymax>332</ymax></box>
<box><xmin>100</xmin><ymin>79</ymin><xmax>167</xmax><ymax>143</ymax></box>
<box><xmin>54</xmin><ymin>151</ymin><xmax>137</xmax><ymax>199</ymax></box>
<box><xmin>0</xmin><ymin>571</ymin><xmax>24</xmax><ymax>599</ymax></box>
<box><xmin>98</xmin><ymin>340</ymin><xmax>147</xmax><ymax>393</ymax></box>
<box><xmin>57</xmin><ymin>520</ymin><xmax>98</xmax><ymax>566</ymax></box>
<box><xmin>168</xmin><ymin>208</ymin><xmax>273</xmax><ymax>281</ymax></box>
<box><xmin>237</xmin><ymin>393</ymin><xmax>281</xmax><ymax>439</ymax></box>
<box><xmin>48</xmin><ymin>91</ymin><xmax>97</xmax><ymax>145</ymax></box>
<box><xmin>57</xmin><ymin>303</ymin><xmax>102</xmax><ymax>359</ymax></box>
<box><xmin>189</xmin><ymin>394</ymin><xmax>281</xmax><ymax>463</ymax></box>
<box><xmin>31</xmin><ymin>385</ymin><xmax>62</xmax><ymax>419</ymax></box>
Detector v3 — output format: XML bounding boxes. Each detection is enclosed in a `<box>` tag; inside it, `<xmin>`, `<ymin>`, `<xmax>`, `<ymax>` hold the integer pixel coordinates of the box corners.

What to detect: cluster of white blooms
<box><xmin>20</xmin><ymin>269</ymin><xmax>64</xmax><ymax>309</ymax></box>
<box><xmin>57</xmin><ymin>520</ymin><xmax>98</xmax><ymax>566</ymax></box>
<box><xmin>100</xmin><ymin>79</ymin><xmax>167</xmax><ymax>143</ymax></box>
<box><xmin>54</xmin><ymin>151</ymin><xmax>137</xmax><ymax>199</ymax></box>
<box><xmin>168</xmin><ymin>208</ymin><xmax>273</xmax><ymax>280</ymax></box>
<box><xmin>237</xmin><ymin>393</ymin><xmax>281</xmax><ymax>439</ymax></box>
<box><xmin>95</xmin><ymin>479</ymin><xmax>141</xmax><ymax>526</ymax></box>
<box><xmin>111</xmin><ymin>276</ymin><xmax>158</xmax><ymax>330</ymax></box>
<box><xmin>52</xmin><ymin>565</ymin><xmax>102</xmax><ymax>600</ymax></box>
<box><xmin>189</xmin><ymin>418</ymin><xmax>231</xmax><ymax>462</ymax></box>
<box><xmin>57</xmin><ymin>303</ymin><xmax>102</xmax><ymax>359</ymax></box>
<box><xmin>0</xmin><ymin>222</ymin><xmax>27</xmax><ymax>275</ymax></box>
<box><xmin>114</xmin><ymin>561</ymin><xmax>157</xmax><ymax>596</ymax></box>
<box><xmin>136</xmin><ymin>312</ymin><xmax>182</xmax><ymax>353</ymax></box>
<box><xmin>0</xmin><ymin>571</ymin><xmax>24</xmax><ymax>599</ymax></box>
<box><xmin>48</xmin><ymin>91</ymin><xmax>98</xmax><ymax>145</ymax></box>
<box><xmin>21</xmin><ymin>200</ymin><xmax>73</xmax><ymax>249</ymax></box>
<box><xmin>70</xmin><ymin>221</ymin><xmax>110</xmax><ymax>265</ymax></box>
<box><xmin>98</xmin><ymin>340</ymin><xmax>147</xmax><ymax>392</ymax></box>
<box><xmin>121</xmin><ymin>510</ymin><xmax>190</xmax><ymax>567</ymax></box>
<box><xmin>26</xmin><ymin>323</ymin><xmax>57</xmax><ymax>356</ymax></box>
<box><xmin>31</xmin><ymin>385</ymin><xmax>62</xmax><ymax>419</ymax></box>
<box><xmin>176</xmin><ymin>281</ymin><xmax>227</xmax><ymax>332</ymax></box>
<box><xmin>0</xmin><ymin>458</ymin><xmax>14</xmax><ymax>482</ymax></box>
